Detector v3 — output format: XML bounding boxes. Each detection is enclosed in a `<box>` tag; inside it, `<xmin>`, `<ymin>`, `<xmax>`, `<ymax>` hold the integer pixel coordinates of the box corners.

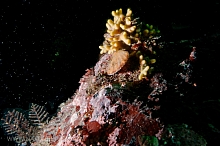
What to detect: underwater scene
<box><xmin>1</xmin><ymin>1</ymin><xmax>220</xmax><ymax>145</ymax></box>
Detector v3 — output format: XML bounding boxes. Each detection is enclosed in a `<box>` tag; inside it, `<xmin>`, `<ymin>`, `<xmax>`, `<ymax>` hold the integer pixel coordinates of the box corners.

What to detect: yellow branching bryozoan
<box><xmin>138</xmin><ymin>53</ymin><xmax>157</xmax><ymax>80</ymax></box>
<box><xmin>138</xmin><ymin>55</ymin><xmax>150</xmax><ymax>80</ymax></box>
<box><xmin>99</xmin><ymin>8</ymin><xmax>161</xmax><ymax>80</ymax></box>
<box><xmin>99</xmin><ymin>8</ymin><xmax>138</xmax><ymax>54</ymax></box>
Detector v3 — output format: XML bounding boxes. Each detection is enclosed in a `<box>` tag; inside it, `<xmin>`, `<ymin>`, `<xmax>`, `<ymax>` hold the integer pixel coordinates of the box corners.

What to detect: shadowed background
<box><xmin>1</xmin><ymin>0</ymin><xmax>220</xmax><ymax>145</ymax></box>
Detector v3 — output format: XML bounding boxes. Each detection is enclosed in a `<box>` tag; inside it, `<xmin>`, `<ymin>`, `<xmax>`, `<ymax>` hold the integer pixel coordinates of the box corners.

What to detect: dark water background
<box><xmin>1</xmin><ymin>0</ymin><xmax>220</xmax><ymax>145</ymax></box>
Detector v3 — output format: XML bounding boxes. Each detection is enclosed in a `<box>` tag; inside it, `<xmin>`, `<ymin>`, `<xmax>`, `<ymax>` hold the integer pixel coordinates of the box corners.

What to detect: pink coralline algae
<box><xmin>29</xmin><ymin>8</ymin><xmax>165</xmax><ymax>146</ymax></box>
<box><xmin>30</xmin><ymin>69</ymin><xmax>165</xmax><ymax>145</ymax></box>
<box><xmin>1</xmin><ymin>8</ymin><xmax>200</xmax><ymax>146</ymax></box>
<box><xmin>1</xmin><ymin>47</ymin><xmax>199</xmax><ymax>145</ymax></box>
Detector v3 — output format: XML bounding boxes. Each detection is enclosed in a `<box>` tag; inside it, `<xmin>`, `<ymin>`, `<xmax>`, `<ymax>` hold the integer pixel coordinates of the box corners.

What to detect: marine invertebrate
<box><xmin>98</xmin><ymin>8</ymin><xmax>140</xmax><ymax>76</ymax></box>
<box><xmin>99</xmin><ymin>8</ymin><xmax>138</xmax><ymax>54</ymax></box>
<box><xmin>94</xmin><ymin>50</ymin><xmax>129</xmax><ymax>76</ymax></box>
<box><xmin>106</xmin><ymin>50</ymin><xmax>129</xmax><ymax>75</ymax></box>
<box><xmin>99</xmin><ymin>8</ymin><xmax>161</xmax><ymax>79</ymax></box>
<box><xmin>138</xmin><ymin>54</ymin><xmax>150</xmax><ymax>80</ymax></box>
<box><xmin>137</xmin><ymin>54</ymin><xmax>156</xmax><ymax>80</ymax></box>
<box><xmin>0</xmin><ymin>103</ymin><xmax>49</xmax><ymax>145</ymax></box>
<box><xmin>142</xmin><ymin>24</ymin><xmax>161</xmax><ymax>39</ymax></box>
<box><xmin>1</xmin><ymin>7</ymin><xmax>203</xmax><ymax>146</ymax></box>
